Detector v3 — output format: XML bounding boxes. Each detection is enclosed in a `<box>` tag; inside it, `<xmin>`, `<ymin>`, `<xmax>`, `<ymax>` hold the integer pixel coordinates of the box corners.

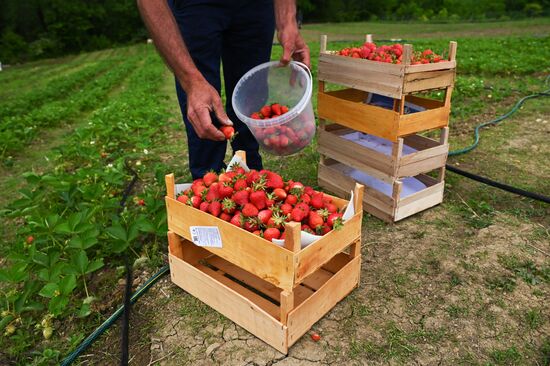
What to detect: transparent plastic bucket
<box><xmin>232</xmin><ymin>61</ymin><xmax>315</xmax><ymax>156</ymax></box>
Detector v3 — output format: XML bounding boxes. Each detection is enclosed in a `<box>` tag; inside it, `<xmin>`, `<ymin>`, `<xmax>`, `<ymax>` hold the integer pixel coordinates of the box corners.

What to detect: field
<box><xmin>0</xmin><ymin>19</ymin><xmax>549</xmax><ymax>365</ymax></box>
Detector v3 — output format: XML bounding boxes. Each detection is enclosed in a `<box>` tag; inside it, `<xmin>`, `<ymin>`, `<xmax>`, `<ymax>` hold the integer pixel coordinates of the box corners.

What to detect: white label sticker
<box><xmin>189</xmin><ymin>226</ymin><xmax>223</xmax><ymax>248</ymax></box>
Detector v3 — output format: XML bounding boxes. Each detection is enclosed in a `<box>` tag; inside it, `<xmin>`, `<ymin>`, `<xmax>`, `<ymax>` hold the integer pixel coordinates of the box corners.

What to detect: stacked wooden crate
<box><xmin>317</xmin><ymin>34</ymin><xmax>457</xmax><ymax>222</ymax></box>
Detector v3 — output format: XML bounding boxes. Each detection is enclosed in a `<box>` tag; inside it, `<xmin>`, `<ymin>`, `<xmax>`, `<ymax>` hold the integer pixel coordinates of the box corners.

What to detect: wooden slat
<box><xmin>165</xmin><ymin>173</ymin><xmax>175</xmax><ymax>199</ymax></box>
<box><xmin>403</xmin><ymin>133</ymin><xmax>440</xmax><ymax>150</ymax></box>
<box><xmin>287</xmin><ymin>256</ymin><xmax>361</xmax><ymax>347</ymax></box>
<box><xmin>405</xmin><ymin>95</ymin><xmax>445</xmax><ymax>110</ymax></box>
<box><xmin>168</xmin><ymin>254</ymin><xmax>288</xmax><ymax>353</ymax></box>
<box><xmin>398</xmin><ymin>154</ymin><xmax>448</xmax><ymax>177</ymax></box>
<box><xmin>168</xmin><ymin>231</ymin><xmax>184</xmax><ymax>259</ymax></box>
<box><xmin>403</xmin><ymin>69</ymin><xmax>455</xmax><ymax>94</ymax></box>
<box><xmin>301</xmin><ymin>267</ymin><xmax>333</xmax><ymax>291</ymax></box>
<box><xmin>318</xmin><ymin>90</ymin><xmax>399</xmax><ymax>141</ymax></box>
<box><xmin>166</xmin><ymin>197</ymin><xmax>295</xmax><ymax>291</ymax></box>
<box><xmin>395</xmin><ymin>182</ymin><xmax>444</xmax><ymax>221</ymax></box>
<box><xmin>404</xmin><ymin>60</ymin><xmax>456</xmax><ymax>73</ymax></box>
<box><xmin>415</xmin><ymin>173</ymin><xmax>439</xmax><ymax>186</ymax></box>
<box><xmin>322</xmin><ymin>252</ymin><xmax>352</xmax><ymax>274</ymax></box>
<box><xmin>398</xmin><ymin>106</ymin><xmax>450</xmax><ymax>137</ymax></box>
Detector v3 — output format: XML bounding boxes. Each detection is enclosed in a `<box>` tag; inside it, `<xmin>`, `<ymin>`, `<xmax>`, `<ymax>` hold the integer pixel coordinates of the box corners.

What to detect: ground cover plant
<box><xmin>0</xmin><ymin>20</ymin><xmax>549</xmax><ymax>365</ymax></box>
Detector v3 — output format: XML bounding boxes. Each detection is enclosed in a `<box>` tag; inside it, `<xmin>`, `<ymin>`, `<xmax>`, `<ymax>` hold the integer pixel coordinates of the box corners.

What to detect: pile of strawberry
<box><xmin>178</xmin><ymin>167</ymin><xmax>344</xmax><ymax>242</ymax></box>
<box><xmin>250</xmin><ymin>103</ymin><xmax>289</xmax><ymax>120</ymax></box>
<box><xmin>338</xmin><ymin>42</ymin><xmax>445</xmax><ymax>65</ymax></box>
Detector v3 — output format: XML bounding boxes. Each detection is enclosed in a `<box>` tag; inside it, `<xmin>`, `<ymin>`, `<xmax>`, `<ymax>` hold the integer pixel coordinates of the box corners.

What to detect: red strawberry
<box><xmin>310</xmin><ymin>192</ymin><xmax>324</xmax><ymax>209</ymax></box>
<box><xmin>192</xmin><ymin>183</ymin><xmax>207</xmax><ymax>197</ymax></box>
<box><xmin>273</xmin><ymin>188</ymin><xmax>287</xmax><ymax>201</ymax></box>
<box><xmin>208</xmin><ymin>201</ymin><xmax>221</xmax><ymax>217</ymax></box>
<box><xmin>280</xmin><ymin>203</ymin><xmax>293</xmax><ymax>216</ymax></box>
<box><xmin>199</xmin><ymin>201</ymin><xmax>209</xmax><ymax>212</ymax></box>
<box><xmin>220</xmin><ymin>126</ymin><xmax>235</xmax><ymax>140</ymax></box>
<box><xmin>327</xmin><ymin>212</ymin><xmax>343</xmax><ymax>229</ymax></box>
<box><xmin>263</xmin><ymin>228</ymin><xmax>281</xmax><ymax>241</ymax></box>
<box><xmin>244</xmin><ymin>218</ymin><xmax>259</xmax><ymax>232</ymax></box>
<box><xmin>251</xmin><ymin>112</ymin><xmax>261</xmax><ymax>120</ymax></box>
<box><xmin>260</xmin><ymin>105</ymin><xmax>272</xmax><ymax>118</ymax></box>
<box><xmin>203</xmin><ymin>171</ymin><xmax>218</xmax><ymax>187</ymax></box>
<box><xmin>26</xmin><ymin>235</ymin><xmax>34</xmax><ymax>244</ymax></box>
<box><xmin>177</xmin><ymin>195</ymin><xmax>187</xmax><ymax>203</ymax></box>
<box><xmin>205</xmin><ymin>183</ymin><xmax>220</xmax><ymax>202</ymax></box>
<box><xmin>281</xmin><ymin>105</ymin><xmax>289</xmax><ymax>114</ymax></box>
<box><xmin>291</xmin><ymin>207</ymin><xmax>305</xmax><ymax>222</ymax></box>
<box><xmin>308</xmin><ymin>211</ymin><xmax>324</xmax><ymax>230</ymax></box>
<box><xmin>230</xmin><ymin>213</ymin><xmax>243</xmax><ymax>227</ymax></box>
<box><xmin>233</xmin><ymin>178</ymin><xmax>248</xmax><ymax>191</ymax></box>
<box><xmin>242</xmin><ymin>203</ymin><xmax>259</xmax><ymax>217</ymax></box>
<box><xmin>234</xmin><ymin>167</ymin><xmax>246</xmax><ymax>175</ymax></box>
<box><xmin>325</xmin><ymin>202</ymin><xmax>338</xmax><ymax>213</ymax></box>
<box><xmin>218</xmin><ymin>183</ymin><xmax>233</xmax><ymax>199</ymax></box>
<box><xmin>271</xmin><ymin>103</ymin><xmax>282</xmax><ymax>116</ymax></box>
<box><xmin>222</xmin><ymin>197</ymin><xmax>236</xmax><ymax>214</ymax></box>
<box><xmin>246</xmin><ymin>170</ymin><xmax>261</xmax><ymax>185</ymax></box>
<box><xmin>188</xmin><ymin>195</ymin><xmax>202</xmax><ymax>209</ymax></box>
<box><xmin>300</xmin><ymin>193</ymin><xmax>311</xmax><ymax>205</ymax></box>
<box><xmin>218</xmin><ymin>172</ymin><xmax>233</xmax><ymax>184</ymax></box>
<box><xmin>320</xmin><ymin>224</ymin><xmax>331</xmax><ymax>235</ymax></box>
<box><xmin>257</xmin><ymin>209</ymin><xmax>272</xmax><ymax>225</ymax></box>
<box><xmin>295</xmin><ymin>202</ymin><xmax>310</xmax><ymax>217</ymax></box>
<box><xmin>285</xmin><ymin>194</ymin><xmax>298</xmax><ymax>205</ymax></box>
<box><xmin>232</xmin><ymin>190</ymin><xmax>249</xmax><ymax>206</ymax></box>
<box><xmin>253</xmin><ymin>230</ymin><xmax>262</xmax><ymax>236</ymax></box>
<box><xmin>266</xmin><ymin>172</ymin><xmax>284</xmax><ymax>189</ymax></box>
<box><xmin>301</xmin><ymin>224</ymin><xmax>314</xmax><ymax>234</ymax></box>
<box><xmin>250</xmin><ymin>190</ymin><xmax>267</xmax><ymax>210</ymax></box>
<box><xmin>322</xmin><ymin>195</ymin><xmax>332</xmax><ymax>204</ymax></box>
<box><xmin>265</xmin><ymin>192</ymin><xmax>276</xmax><ymax>207</ymax></box>
<box><xmin>220</xmin><ymin>212</ymin><xmax>232</xmax><ymax>222</ymax></box>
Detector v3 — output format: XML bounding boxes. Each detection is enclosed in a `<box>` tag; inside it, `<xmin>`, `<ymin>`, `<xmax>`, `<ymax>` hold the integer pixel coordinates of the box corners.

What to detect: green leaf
<box><xmin>106</xmin><ymin>223</ymin><xmax>128</xmax><ymax>242</ymax></box>
<box><xmin>20</xmin><ymin>301</ymin><xmax>45</xmax><ymax>313</ymax></box>
<box><xmin>39</xmin><ymin>283</ymin><xmax>59</xmax><ymax>298</ymax></box>
<box><xmin>54</xmin><ymin>221</ymin><xmax>72</xmax><ymax>234</ymax></box>
<box><xmin>0</xmin><ymin>315</ymin><xmax>15</xmax><ymax>331</ymax></box>
<box><xmin>110</xmin><ymin>240</ymin><xmax>129</xmax><ymax>253</ymax></box>
<box><xmin>71</xmin><ymin>250</ymin><xmax>89</xmax><ymax>274</ymax></box>
<box><xmin>77</xmin><ymin>303</ymin><xmax>91</xmax><ymax>318</ymax></box>
<box><xmin>48</xmin><ymin>295</ymin><xmax>69</xmax><ymax>316</ymax></box>
<box><xmin>0</xmin><ymin>262</ymin><xmax>28</xmax><ymax>283</ymax></box>
<box><xmin>22</xmin><ymin>172</ymin><xmax>41</xmax><ymax>184</ymax></box>
<box><xmin>59</xmin><ymin>274</ymin><xmax>77</xmax><ymax>295</ymax></box>
<box><xmin>32</xmin><ymin>251</ymin><xmax>49</xmax><ymax>267</ymax></box>
<box><xmin>85</xmin><ymin>259</ymin><xmax>104</xmax><ymax>274</ymax></box>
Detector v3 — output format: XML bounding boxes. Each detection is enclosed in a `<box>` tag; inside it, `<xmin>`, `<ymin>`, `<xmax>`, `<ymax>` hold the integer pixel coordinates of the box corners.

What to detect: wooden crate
<box><xmin>318</xmin><ymin>88</ymin><xmax>451</xmax><ymax>141</ymax></box>
<box><xmin>165</xmin><ymin>155</ymin><xmax>365</xmax><ymax>353</ymax></box>
<box><xmin>318</xmin><ymin>34</ymin><xmax>457</xmax><ymax>100</ymax></box>
<box><xmin>318</xmin><ymin>123</ymin><xmax>448</xmax><ymax>183</ymax></box>
<box><xmin>318</xmin><ymin>159</ymin><xmax>444</xmax><ymax>223</ymax></box>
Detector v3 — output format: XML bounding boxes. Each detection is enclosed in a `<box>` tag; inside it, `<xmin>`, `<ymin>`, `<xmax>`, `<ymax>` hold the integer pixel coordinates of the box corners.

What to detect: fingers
<box><xmin>295</xmin><ymin>47</ymin><xmax>311</xmax><ymax>69</ymax></box>
<box><xmin>212</xmin><ymin>95</ymin><xmax>232</xmax><ymax>126</ymax></box>
<box><xmin>188</xmin><ymin>107</ymin><xmax>226</xmax><ymax>141</ymax></box>
<box><xmin>280</xmin><ymin>42</ymin><xmax>293</xmax><ymax>66</ymax></box>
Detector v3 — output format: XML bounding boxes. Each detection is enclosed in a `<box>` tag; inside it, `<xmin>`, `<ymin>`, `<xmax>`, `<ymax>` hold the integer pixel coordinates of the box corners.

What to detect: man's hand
<box><xmin>278</xmin><ymin>25</ymin><xmax>310</xmax><ymax>68</ymax></box>
<box><xmin>274</xmin><ymin>0</ymin><xmax>310</xmax><ymax>69</ymax></box>
<box><xmin>186</xmin><ymin>79</ymin><xmax>232</xmax><ymax>141</ymax></box>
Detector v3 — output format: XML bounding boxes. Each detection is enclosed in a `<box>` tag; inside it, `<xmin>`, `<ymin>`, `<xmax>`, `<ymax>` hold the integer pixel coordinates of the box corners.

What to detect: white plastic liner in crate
<box><xmin>173</xmin><ymin>154</ymin><xmax>355</xmax><ymax>249</ymax></box>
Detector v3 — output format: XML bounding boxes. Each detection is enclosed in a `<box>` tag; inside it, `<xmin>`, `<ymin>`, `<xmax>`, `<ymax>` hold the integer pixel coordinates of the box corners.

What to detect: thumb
<box><xmin>280</xmin><ymin>44</ymin><xmax>293</xmax><ymax>65</ymax></box>
<box><xmin>212</xmin><ymin>96</ymin><xmax>232</xmax><ymax>126</ymax></box>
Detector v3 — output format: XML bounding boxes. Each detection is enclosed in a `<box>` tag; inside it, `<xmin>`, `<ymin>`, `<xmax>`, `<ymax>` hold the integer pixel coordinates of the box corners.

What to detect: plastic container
<box><xmin>232</xmin><ymin>61</ymin><xmax>315</xmax><ymax>156</ymax></box>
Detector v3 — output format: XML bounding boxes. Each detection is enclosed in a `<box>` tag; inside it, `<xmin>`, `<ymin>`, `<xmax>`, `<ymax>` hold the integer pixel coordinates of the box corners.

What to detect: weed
<box><xmin>490</xmin><ymin>346</ymin><xmax>522</xmax><ymax>365</ymax></box>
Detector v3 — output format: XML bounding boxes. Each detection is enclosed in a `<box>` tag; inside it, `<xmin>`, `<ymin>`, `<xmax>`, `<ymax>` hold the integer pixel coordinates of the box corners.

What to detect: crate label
<box><xmin>189</xmin><ymin>226</ymin><xmax>222</xmax><ymax>248</ymax></box>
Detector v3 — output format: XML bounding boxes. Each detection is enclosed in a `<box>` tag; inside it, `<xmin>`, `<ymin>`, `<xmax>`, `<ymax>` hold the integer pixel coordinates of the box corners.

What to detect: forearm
<box><xmin>137</xmin><ymin>0</ymin><xmax>203</xmax><ymax>91</ymax></box>
<box><xmin>274</xmin><ymin>0</ymin><xmax>297</xmax><ymax>31</ymax></box>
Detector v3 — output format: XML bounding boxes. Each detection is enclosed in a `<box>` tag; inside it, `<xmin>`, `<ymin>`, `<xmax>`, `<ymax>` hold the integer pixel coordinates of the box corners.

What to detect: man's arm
<box><xmin>274</xmin><ymin>0</ymin><xmax>310</xmax><ymax>68</ymax></box>
<box><xmin>137</xmin><ymin>0</ymin><xmax>229</xmax><ymax>141</ymax></box>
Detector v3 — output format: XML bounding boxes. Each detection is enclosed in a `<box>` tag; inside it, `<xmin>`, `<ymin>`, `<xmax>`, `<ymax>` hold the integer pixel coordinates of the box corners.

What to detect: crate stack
<box><xmin>316</xmin><ymin>34</ymin><xmax>457</xmax><ymax>222</ymax></box>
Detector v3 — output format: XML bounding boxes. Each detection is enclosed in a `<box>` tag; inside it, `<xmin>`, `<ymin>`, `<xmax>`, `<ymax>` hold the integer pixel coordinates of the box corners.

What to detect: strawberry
<box><xmin>322</xmin><ymin>195</ymin><xmax>332</xmax><ymax>204</ymax></box>
<box><xmin>263</xmin><ymin>227</ymin><xmax>281</xmax><ymax>241</ymax></box>
<box><xmin>273</xmin><ymin>188</ymin><xmax>287</xmax><ymax>201</ymax></box>
<box><xmin>310</xmin><ymin>192</ymin><xmax>324</xmax><ymax>209</ymax></box>
<box><xmin>242</xmin><ymin>203</ymin><xmax>259</xmax><ymax>218</ymax></box>
<box><xmin>205</xmin><ymin>183</ymin><xmax>220</xmax><ymax>202</ymax></box>
<box><xmin>300</xmin><ymin>193</ymin><xmax>311</xmax><ymax>205</ymax></box>
<box><xmin>220</xmin><ymin>126</ymin><xmax>235</xmax><ymax>140</ymax></box>
<box><xmin>232</xmin><ymin>190</ymin><xmax>249</xmax><ymax>206</ymax></box>
<box><xmin>271</xmin><ymin>103</ymin><xmax>282</xmax><ymax>116</ymax></box>
<box><xmin>192</xmin><ymin>183</ymin><xmax>207</xmax><ymax>197</ymax></box>
<box><xmin>327</xmin><ymin>212</ymin><xmax>343</xmax><ymax>229</ymax></box>
<box><xmin>244</xmin><ymin>218</ymin><xmax>259</xmax><ymax>232</ymax></box>
<box><xmin>320</xmin><ymin>224</ymin><xmax>332</xmax><ymax>235</ymax></box>
<box><xmin>265</xmin><ymin>171</ymin><xmax>284</xmax><ymax>189</ymax></box>
<box><xmin>251</xmin><ymin>112</ymin><xmax>262</xmax><ymax>120</ymax></box>
<box><xmin>257</xmin><ymin>209</ymin><xmax>272</xmax><ymax>225</ymax></box>
<box><xmin>218</xmin><ymin>172</ymin><xmax>233</xmax><ymax>184</ymax></box>
<box><xmin>208</xmin><ymin>201</ymin><xmax>221</xmax><ymax>217</ymax></box>
<box><xmin>220</xmin><ymin>212</ymin><xmax>232</xmax><ymax>222</ymax></box>
<box><xmin>233</xmin><ymin>178</ymin><xmax>248</xmax><ymax>191</ymax></box>
<box><xmin>26</xmin><ymin>235</ymin><xmax>34</xmax><ymax>244</ymax></box>
<box><xmin>250</xmin><ymin>190</ymin><xmax>267</xmax><ymax>210</ymax></box>
<box><xmin>253</xmin><ymin>230</ymin><xmax>262</xmax><ymax>236</ymax></box>
<box><xmin>269</xmin><ymin>212</ymin><xmax>288</xmax><ymax>228</ymax></box>
<box><xmin>308</xmin><ymin>211</ymin><xmax>324</xmax><ymax>230</ymax></box>
<box><xmin>260</xmin><ymin>105</ymin><xmax>272</xmax><ymax>118</ymax></box>
<box><xmin>203</xmin><ymin>171</ymin><xmax>218</xmax><ymax>187</ymax></box>
<box><xmin>234</xmin><ymin>167</ymin><xmax>246</xmax><ymax>175</ymax></box>
<box><xmin>177</xmin><ymin>195</ymin><xmax>187</xmax><ymax>204</ymax></box>
<box><xmin>301</xmin><ymin>224</ymin><xmax>314</xmax><ymax>234</ymax></box>
<box><xmin>281</xmin><ymin>105</ymin><xmax>289</xmax><ymax>114</ymax></box>
<box><xmin>230</xmin><ymin>213</ymin><xmax>243</xmax><ymax>227</ymax></box>
<box><xmin>285</xmin><ymin>194</ymin><xmax>298</xmax><ymax>205</ymax></box>
<box><xmin>199</xmin><ymin>201</ymin><xmax>209</xmax><ymax>212</ymax></box>
<box><xmin>317</xmin><ymin>208</ymin><xmax>330</xmax><ymax>220</ymax></box>
<box><xmin>290</xmin><ymin>207</ymin><xmax>305</xmax><ymax>222</ymax></box>
<box><xmin>295</xmin><ymin>202</ymin><xmax>310</xmax><ymax>217</ymax></box>
<box><xmin>188</xmin><ymin>195</ymin><xmax>202</xmax><ymax>209</ymax></box>
<box><xmin>218</xmin><ymin>183</ymin><xmax>233</xmax><ymax>199</ymax></box>
<box><xmin>289</xmin><ymin>181</ymin><xmax>304</xmax><ymax>190</ymax></box>
<box><xmin>246</xmin><ymin>170</ymin><xmax>261</xmax><ymax>185</ymax></box>
<box><xmin>280</xmin><ymin>203</ymin><xmax>293</xmax><ymax>216</ymax></box>
<box><xmin>265</xmin><ymin>192</ymin><xmax>276</xmax><ymax>207</ymax></box>
<box><xmin>311</xmin><ymin>333</ymin><xmax>321</xmax><ymax>342</ymax></box>
<box><xmin>221</xmin><ymin>197</ymin><xmax>236</xmax><ymax>214</ymax></box>
<box><xmin>325</xmin><ymin>202</ymin><xmax>338</xmax><ymax>213</ymax></box>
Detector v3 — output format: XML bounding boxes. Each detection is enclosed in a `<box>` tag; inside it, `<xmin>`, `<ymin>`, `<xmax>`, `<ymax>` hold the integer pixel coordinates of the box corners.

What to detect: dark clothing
<box><xmin>169</xmin><ymin>0</ymin><xmax>275</xmax><ymax>179</ymax></box>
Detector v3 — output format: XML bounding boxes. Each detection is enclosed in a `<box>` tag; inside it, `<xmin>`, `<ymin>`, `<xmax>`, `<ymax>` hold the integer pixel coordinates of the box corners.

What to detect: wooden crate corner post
<box><xmin>284</xmin><ymin>221</ymin><xmax>301</xmax><ymax>253</ymax></box>
<box><xmin>320</xmin><ymin>34</ymin><xmax>327</xmax><ymax>54</ymax></box>
<box><xmin>349</xmin><ymin>183</ymin><xmax>364</xmax><ymax>259</ymax></box>
<box><xmin>165</xmin><ymin>173</ymin><xmax>175</xmax><ymax>199</ymax></box>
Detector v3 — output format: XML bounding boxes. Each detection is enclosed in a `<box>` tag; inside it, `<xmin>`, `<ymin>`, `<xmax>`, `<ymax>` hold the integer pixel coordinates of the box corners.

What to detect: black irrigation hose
<box><xmin>446</xmin><ymin>164</ymin><xmax>550</xmax><ymax>204</ymax></box>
